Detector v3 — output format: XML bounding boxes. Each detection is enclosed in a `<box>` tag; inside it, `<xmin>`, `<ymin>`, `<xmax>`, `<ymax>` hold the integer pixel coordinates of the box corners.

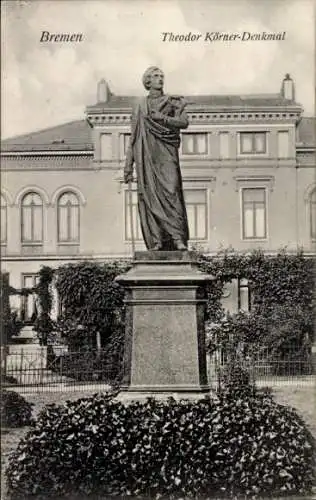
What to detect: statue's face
<box><xmin>149</xmin><ymin>69</ymin><xmax>164</xmax><ymax>90</ymax></box>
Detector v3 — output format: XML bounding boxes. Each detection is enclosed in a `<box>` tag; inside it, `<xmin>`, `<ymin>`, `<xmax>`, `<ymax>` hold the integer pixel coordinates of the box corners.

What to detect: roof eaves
<box><xmin>1</xmin><ymin>119</ymin><xmax>88</xmax><ymax>144</ymax></box>
<box><xmin>1</xmin><ymin>146</ymin><xmax>94</xmax><ymax>154</ymax></box>
<box><xmin>86</xmin><ymin>101</ymin><xmax>303</xmax><ymax>113</ymax></box>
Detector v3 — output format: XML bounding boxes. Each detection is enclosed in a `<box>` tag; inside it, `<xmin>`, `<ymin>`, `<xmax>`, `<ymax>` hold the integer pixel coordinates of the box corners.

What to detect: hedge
<box><xmin>6</xmin><ymin>390</ymin><xmax>315</xmax><ymax>499</ymax></box>
<box><xmin>1</xmin><ymin>390</ymin><xmax>34</xmax><ymax>428</ymax></box>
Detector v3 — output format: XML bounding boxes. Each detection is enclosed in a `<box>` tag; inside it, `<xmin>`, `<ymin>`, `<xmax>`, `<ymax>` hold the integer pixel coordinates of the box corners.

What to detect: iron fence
<box><xmin>207</xmin><ymin>343</ymin><xmax>315</xmax><ymax>390</ymax></box>
<box><xmin>1</xmin><ymin>344</ymin><xmax>315</xmax><ymax>394</ymax></box>
<box><xmin>1</xmin><ymin>346</ymin><xmax>121</xmax><ymax>393</ymax></box>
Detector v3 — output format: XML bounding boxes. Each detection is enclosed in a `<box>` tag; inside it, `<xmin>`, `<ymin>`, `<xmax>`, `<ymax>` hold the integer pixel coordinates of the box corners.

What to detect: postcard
<box><xmin>1</xmin><ymin>0</ymin><xmax>315</xmax><ymax>499</ymax></box>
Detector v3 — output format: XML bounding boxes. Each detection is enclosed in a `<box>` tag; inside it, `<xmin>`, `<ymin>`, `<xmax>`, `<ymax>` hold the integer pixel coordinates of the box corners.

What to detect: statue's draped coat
<box><xmin>125</xmin><ymin>95</ymin><xmax>189</xmax><ymax>250</ymax></box>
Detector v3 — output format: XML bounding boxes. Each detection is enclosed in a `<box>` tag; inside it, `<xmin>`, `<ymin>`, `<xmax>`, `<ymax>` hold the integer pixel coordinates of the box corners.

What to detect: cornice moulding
<box><xmin>1</xmin><ymin>151</ymin><xmax>93</xmax><ymax>157</ymax></box>
<box><xmin>233</xmin><ymin>175</ymin><xmax>275</xmax><ymax>191</ymax></box>
<box><xmin>2</xmin><ymin>249</ymin><xmax>316</xmax><ymax>261</ymax></box>
<box><xmin>86</xmin><ymin>111</ymin><xmax>301</xmax><ymax>126</ymax></box>
<box><xmin>85</xmin><ymin>104</ymin><xmax>302</xmax><ymax>113</ymax></box>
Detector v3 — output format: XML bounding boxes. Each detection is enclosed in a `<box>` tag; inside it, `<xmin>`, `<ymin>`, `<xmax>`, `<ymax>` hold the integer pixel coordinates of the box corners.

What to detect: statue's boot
<box><xmin>151</xmin><ymin>243</ymin><xmax>163</xmax><ymax>251</ymax></box>
<box><xmin>174</xmin><ymin>240</ymin><xmax>187</xmax><ymax>251</ymax></box>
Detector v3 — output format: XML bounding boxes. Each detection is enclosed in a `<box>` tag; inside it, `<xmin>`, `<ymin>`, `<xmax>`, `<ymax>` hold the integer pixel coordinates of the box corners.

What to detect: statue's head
<box><xmin>142</xmin><ymin>66</ymin><xmax>164</xmax><ymax>91</ymax></box>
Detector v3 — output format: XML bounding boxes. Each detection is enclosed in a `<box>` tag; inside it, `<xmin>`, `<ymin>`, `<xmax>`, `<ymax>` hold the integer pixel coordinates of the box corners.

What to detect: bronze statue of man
<box><xmin>124</xmin><ymin>66</ymin><xmax>189</xmax><ymax>251</ymax></box>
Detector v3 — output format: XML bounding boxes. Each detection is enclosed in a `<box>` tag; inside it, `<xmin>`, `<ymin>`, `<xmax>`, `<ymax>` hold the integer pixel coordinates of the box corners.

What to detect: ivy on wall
<box><xmin>0</xmin><ymin>273</ymin><xmax>33</xmax><ymax>346</ymax></box>
<box><xmin>54</xmin><ymin>261</ymin><xmax>130</xmax><ymax>351</ymax></box>
<box><xmin>31</xmin><ymin>249</ymin><xmax>315</xmax><ymax>355</ymax></box>
<box><xmin>196</xmin><ymin>249</ymin><xmax>315</xmax><ymax>371</ymax></box>
<box><xmin>197</xmin><ymin>249</ymin><xmax>314</xmax><ymax>328</ymax></box>
<box><xmin>33</xmin><ymin>266</ymin><xmax>55</xmax><ymax>346</ymax></box>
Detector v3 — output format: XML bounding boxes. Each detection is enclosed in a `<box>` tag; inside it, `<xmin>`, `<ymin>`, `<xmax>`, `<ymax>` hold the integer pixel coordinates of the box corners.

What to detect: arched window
<box><xmin>1</xmin><ymin>194</ymin><xmax>7</xmax><ymax>244</ymax></box>
<box><xmin>310</xmin><ymin>189</ymin><xmax>316</xmax><ymax>240</ymax></box>
<box><xmin>21</xmin><ymin>192</ymin><xmax>43</xmax><ymax>243</ymax></box>
<box><xmin>57</xmin><ymin>192</ymin><xmax>80</xmax><ymax>243</ymax></box>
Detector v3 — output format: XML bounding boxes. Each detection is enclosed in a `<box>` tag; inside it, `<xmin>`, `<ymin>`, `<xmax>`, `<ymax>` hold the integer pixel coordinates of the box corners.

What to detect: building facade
<box><xmin>1</xmin><ymin>74</ymin><xmax>315</xmax><ymax>317</ymax></box>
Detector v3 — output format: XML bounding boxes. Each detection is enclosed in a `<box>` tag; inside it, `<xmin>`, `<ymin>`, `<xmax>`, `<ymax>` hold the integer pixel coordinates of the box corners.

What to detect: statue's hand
<box><xmin>124</xmin><ymin>170</ymin><xmax>133</xmax><ymax>184</ymax></box>
<box><xmin>150</xmin><ymin>110</ymin><xmax>164</xmax><ymax>122</ymax></box>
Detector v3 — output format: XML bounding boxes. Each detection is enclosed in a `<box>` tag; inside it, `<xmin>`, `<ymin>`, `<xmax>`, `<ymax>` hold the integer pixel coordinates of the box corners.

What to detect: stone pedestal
<box><xmin>115</xmin><ymin>251</ymin><xmax>213</xmax><ymax>401</ymax></box>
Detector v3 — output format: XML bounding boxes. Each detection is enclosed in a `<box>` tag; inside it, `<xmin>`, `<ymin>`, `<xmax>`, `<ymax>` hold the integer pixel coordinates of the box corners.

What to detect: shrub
<box><xmin>1</xmin><ymin>390</ymin><xmax>34</xmax><ymax>428</ymax></box>
<box><xmin>6</xmin><ymin>392</ymin><xmax>315</xmax><ymax>499</ymax></box>
<box><xmin>219</xmin><ymin>360</ymin><xmax>256</xmax><ymax>399</ymax></box>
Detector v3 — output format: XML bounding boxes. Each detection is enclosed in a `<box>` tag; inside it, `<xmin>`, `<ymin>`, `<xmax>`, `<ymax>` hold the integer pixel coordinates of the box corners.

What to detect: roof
<box><xmin>1</xmin><ymin>120</ymin><xmax>93</xmax><ymax>152</ymax></box>
<box><xmin>86</xmin><ymin>93</ymin><xmax>300</xmax><ymax>112</ymax></box>
<box><xmin>1</xmin><ymin>103</ymin><xmax>314</xmax><ymax>153</ymax></box>
<box><xmin>297</xmin><ymin>117</ymin><xmax>315</xmax><ymax>147</ymax></box>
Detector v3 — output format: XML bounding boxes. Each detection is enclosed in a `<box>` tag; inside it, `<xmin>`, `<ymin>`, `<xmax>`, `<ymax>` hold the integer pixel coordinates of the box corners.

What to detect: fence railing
<box><xmin>207</xmin><ymin>343</ymin><xmax>315</xmax><ymax>389</ymax></box>
<box><xmin>1</xmin><ymin>346</ymin><xmax>122</xmax><ymax>393</ymax></box>
<box><xmin>1</xmin><ymin>344</ymin><xmax>315</xmax><ymax>393</ymax></box>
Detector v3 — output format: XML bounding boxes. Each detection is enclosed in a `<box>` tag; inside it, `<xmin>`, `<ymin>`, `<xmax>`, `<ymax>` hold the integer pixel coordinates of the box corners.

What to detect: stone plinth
<box><xmin>115</xmin><ymin>251</ymin><xmax>213</xmax><ymax>401</ymax></box>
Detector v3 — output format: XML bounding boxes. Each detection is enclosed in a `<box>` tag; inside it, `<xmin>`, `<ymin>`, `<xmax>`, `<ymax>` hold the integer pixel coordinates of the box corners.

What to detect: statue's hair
<box><xmin>142</xmin><ymin>66</ymin><xmax>164</xmax><ymax>90</ymax></box>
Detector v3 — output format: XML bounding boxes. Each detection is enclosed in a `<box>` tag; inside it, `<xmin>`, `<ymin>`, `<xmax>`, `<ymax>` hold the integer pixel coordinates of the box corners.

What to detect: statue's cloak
<box><xmin>130</xmin><ymin>97</ymin><xmax>189</xmax><ymax>250</ymax></box>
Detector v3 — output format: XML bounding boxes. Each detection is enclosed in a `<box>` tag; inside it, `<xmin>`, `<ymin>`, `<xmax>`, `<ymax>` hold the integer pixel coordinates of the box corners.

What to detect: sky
<box><xmin>1</xmin><ymin>0</ymin><xmax>315</xmax><ymax>139</ymax></box>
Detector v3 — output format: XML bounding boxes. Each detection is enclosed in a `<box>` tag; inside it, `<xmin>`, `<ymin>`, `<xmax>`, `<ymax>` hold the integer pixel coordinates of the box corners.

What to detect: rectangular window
<box><xmin>124</xmin><ymin>189</ymin><xmax>208</xmax><ymax>242</ymax></box>
<box><xmin>120</xmin><ymin>133</ymin><xmax>131</xmax><ymax>158</ymax></box>
<box><xmin>21</xmin><ymin>274</ymin><xmax>39</xmax><ymax>323</ymax></box>
<box><xmin>277</xmin><ymin>130</ymin><xmax>289</xmax><ymax>158</ymax></box>
<box><xmin>219</xmin><ymin>132</ymin><xmax>229</xmax><ymax>159</ymax></box>
<box><xmin>184</xmin><ymin>189</ymin><xmax>207</xmax><ymax>239</ymax></box>
<box><xmin>240</xmin><ymin>132</ymin><xmax>267</xmax><ymax>155</ymax></box>
<box><xmin>100</xmin><ymin>133</ymin><xmax>112</xmax><ymax>160</ymax></box>
<box><xmin>221</xmin><ymin>278</ymin><xmax>251</xmax><ymax>314</ymax></box>
<box><xmin>242</xmin><ymin>188</ymin><xmax>267</xmax><ymax>239</ymax></box>
<box><xmin>238</xmin><ymin>278</ymin><xmax>251</xmax><ymax>312</ymax></box>
<box><xmin>125</xmin><ymin>190</ymin><xmax>142</xmax><ymax>241</ymax></box>
<box><xmin>182</xmin><ymin>133</ymin><xmax>208</xmax><ymax>155</ymax></box>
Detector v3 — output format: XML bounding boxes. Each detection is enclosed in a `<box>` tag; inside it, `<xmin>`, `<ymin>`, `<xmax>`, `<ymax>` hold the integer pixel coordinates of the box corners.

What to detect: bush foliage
<box><xmin>0</xmin><ymin>273</ymin><xmax>24</xmax><ymax>345</ymax></box>
<box><xmin>6</xmin><ymin>392</ymin><xmax>315</xmax><ymax>499</ymax></box>
<box><xmin>55</xmin><ymin>261</ymin><xmax>130</xmax><ymax>350</ymax></box>
<box><xmin>32</xmin><ymin>250</ymin><xmax>314</xmax><ymax>361</ymax></box>
<box><xmin>197</xmin><ymin>248</ymin><xmax>315</xmax><ymax>329</ymax></box>
<box><xmin>33</xmin><ymin>266</ymin><xmax>55</xmax><ymax>346</ymax></box>
<box><xmin>198</xmin><ymin>249</ymin><xmax>315</xmax><ymax>375</ymax></box>
<box><xmin>1</xmin><ymin>390</ymin><xmax>34</xmax><ymax>428</ymax></box>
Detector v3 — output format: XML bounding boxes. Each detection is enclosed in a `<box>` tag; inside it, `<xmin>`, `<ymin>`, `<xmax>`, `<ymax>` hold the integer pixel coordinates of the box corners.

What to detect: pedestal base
<box><xmin>116</xmin><ymin>251</ymin><xmax>213</xmax><ymax>401</ymax></box>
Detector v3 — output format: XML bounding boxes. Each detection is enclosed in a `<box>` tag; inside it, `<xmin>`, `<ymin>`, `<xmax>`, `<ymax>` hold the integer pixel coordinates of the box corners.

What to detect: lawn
<box><xmin>271</xmin><ymin>383</ymin><xmax>316</xmax><ymax>439</ymax></box>
<box><xmin>1</xmin><ymin>382</ymin><xmax>316</xmax><ymax>499</ymax></box>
